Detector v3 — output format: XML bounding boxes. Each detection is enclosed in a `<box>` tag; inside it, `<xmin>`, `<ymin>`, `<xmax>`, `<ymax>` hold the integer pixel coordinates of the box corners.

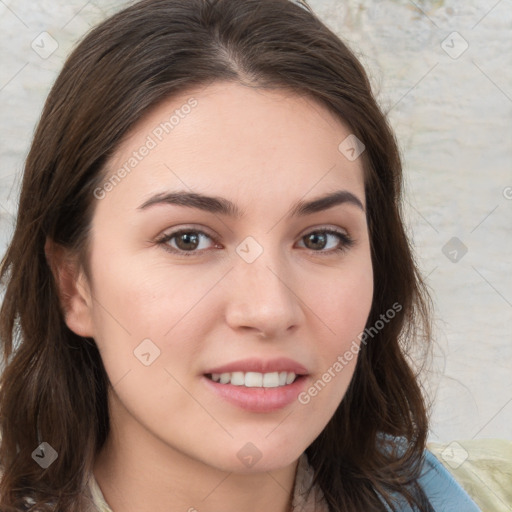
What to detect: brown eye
<box><xmin>157</xmin><ymin>229</ymin><xmax>217</xmax><ymax>256</ymax></box>
<box><xmin>298</xmin><ymin>229</ymin><xmax>354</xmax><ymax>254</ymax></box>
<box><xmin>303</xmin><ymin>232</ymin><xmax>328</xmax><ymax>250</ymax></box>
<box><xmin>174</xmin><ymin>232</ymin><xmax>200</xmax><ymax>251</ymax></box>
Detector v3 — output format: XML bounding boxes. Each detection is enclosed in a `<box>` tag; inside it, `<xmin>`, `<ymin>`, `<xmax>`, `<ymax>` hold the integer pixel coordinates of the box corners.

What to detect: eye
<box><xmin>156</xmin><ymin>229</ymin><xmax>218</xmax><ymax>256</ymax></box>
<box><xmin>156</xmin><ymin>227</ymin><xmax>354</xmax><ymax>257</ymax></box>
<box><xmin>297</xmin><ymin>229</ymin><xmax>354</xmax><ymax>254</ymax></box>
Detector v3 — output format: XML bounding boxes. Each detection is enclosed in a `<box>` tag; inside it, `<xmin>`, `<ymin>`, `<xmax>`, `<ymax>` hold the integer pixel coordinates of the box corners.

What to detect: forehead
<box><xmin>101</xmin><ymin>81</ymin><xmax>366</xmax><ymax>211</ymax></box>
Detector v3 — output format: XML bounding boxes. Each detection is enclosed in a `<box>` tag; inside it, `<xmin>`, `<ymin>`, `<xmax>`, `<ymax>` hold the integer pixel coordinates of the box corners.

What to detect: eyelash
<box><xmin>155</xmin><ymin>227</ymin><xmax>355</xmax><ymax>257</ymax></box>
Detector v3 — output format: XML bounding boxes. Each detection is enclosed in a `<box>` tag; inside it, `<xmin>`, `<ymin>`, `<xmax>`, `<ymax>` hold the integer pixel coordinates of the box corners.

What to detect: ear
<box><xmin>44</xmin><ymin>237</ymin><xmax>95</xmax><ymax>338</ymax></box>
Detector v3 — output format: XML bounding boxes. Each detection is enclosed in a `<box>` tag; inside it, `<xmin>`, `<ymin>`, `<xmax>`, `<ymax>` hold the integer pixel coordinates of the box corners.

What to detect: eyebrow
<box><xmin>137</xmin><ymin>189</ymin><xmax>365</xmax><ymax>217</ymax></box>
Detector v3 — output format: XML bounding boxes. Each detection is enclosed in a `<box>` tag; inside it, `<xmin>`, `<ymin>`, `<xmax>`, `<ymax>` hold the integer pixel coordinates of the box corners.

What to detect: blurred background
<box><xmin>0</xmin><ymin>0</ymin><xmax>511</xmax><ymax>442</ymax></box>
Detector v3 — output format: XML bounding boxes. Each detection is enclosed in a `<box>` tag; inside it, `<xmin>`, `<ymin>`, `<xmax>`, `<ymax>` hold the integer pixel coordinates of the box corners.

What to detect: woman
<box><xmin>0</xmin><ymin>0</ymin><xmax>484</xmax><ymax>510</ymax></box>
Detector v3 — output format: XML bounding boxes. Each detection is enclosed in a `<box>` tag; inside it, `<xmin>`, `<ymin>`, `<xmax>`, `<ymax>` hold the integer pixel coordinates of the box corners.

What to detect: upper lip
<box><xmin>205</xmin><ymin>357</ymin><xmax>309</xmax><ymax>375</ymax></box>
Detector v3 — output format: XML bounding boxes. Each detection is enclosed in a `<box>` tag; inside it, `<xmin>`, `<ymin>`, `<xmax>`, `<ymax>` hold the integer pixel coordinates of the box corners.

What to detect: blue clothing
<box><xmin>381</xmin><ymin>450</ymin><xmax>482</xmax><ymax>511</ymax></box>
<box><xmin>417</xmin><ymin>450</ymin><xmax>482</xmax><ymax>511</ymax></box>
<box><xmin>292</xmin><ymin>443</ymin><xmax>483</xmax><ymax>511</ymax></box>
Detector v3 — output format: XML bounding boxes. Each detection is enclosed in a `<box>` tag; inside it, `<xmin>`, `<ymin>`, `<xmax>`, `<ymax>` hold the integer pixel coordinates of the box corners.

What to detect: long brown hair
<box><xmin>0</xmin><ymin>0</ymin><xmax>433</xmax><ymax>510</ymax></box>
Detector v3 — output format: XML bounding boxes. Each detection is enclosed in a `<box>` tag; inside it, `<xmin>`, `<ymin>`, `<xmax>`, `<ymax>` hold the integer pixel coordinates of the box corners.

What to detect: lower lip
<box><xmin>201</xmin><ymin>375</ymin><xmax>308</xmax><ymax>412</ymax></box>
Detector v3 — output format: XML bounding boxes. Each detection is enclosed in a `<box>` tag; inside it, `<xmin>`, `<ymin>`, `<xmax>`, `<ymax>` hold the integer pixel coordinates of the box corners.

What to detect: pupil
<box><xmin>178</xmin><ymin>233</ymin><xmax>199</xmax><ymax>250</ymax></box>
<box><xmin>307</xmin><ymin>233</ymin><xmax>326</xmax><ymax>250</ymax></box>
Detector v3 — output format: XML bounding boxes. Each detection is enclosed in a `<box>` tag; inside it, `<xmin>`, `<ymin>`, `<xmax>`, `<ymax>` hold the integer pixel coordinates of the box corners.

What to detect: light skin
<box><xmin>49</xmin><ymin>81</ymin><xmax>374</xmax><ymax>512</ymax></box>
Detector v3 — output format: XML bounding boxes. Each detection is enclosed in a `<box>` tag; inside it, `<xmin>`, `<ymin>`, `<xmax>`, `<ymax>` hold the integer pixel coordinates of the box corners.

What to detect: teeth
<box><xmin>245</xmin><ymin>372</ymin><xmax>263</xmax><ymax>387</ymax></box>
<box><xmin>231</xmin><ymin>372</ymin><xmax>245</xmax><ymax>386</ymax></box>
<box><xmin>219</xmin><ymin>373</ymin><xmax>231</xmax><ymax>384</ymax></box>
<box><xmin>263</xmin><ymin>372</ymin><xmax>279</xmax><ymax>387</ymax></box>
<box><xmin>285</xmin><ymin>372</ymin><xmax>295</xmax><ymax>385</ymax></box>
<box><xmin>209</xmin><ymin>371</ymin><xmax>297</xmax><ymax>387</ymax></box>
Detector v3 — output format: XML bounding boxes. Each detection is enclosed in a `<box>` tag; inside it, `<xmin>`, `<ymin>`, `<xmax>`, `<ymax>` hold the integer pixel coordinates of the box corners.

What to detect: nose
<box><xmin>223</xmin><ymin>247</ymin><xmax>304</xmax><ymax>339</ymax></box>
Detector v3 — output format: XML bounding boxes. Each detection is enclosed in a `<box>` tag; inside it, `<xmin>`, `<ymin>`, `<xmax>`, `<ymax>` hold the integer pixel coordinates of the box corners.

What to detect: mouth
<box><xmin>201</xmin><ymin>357</ymin><xmax>309</xmax><ymax>411</ymax></box>
<box><xmin>205</xmin><ymin>371</ymin><xmax>301</xmax><ymax>388</ymax></box>
<box><xmin>202</xmin><ymin>372</ymin><xmax>308</xmax><ymax>412</ymax></box>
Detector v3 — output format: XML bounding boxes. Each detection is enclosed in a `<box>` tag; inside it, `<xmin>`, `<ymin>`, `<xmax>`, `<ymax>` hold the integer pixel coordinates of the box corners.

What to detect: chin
<box><xmin>184</xmin><ymin>440</ymin><xmax>300</xmax><ymax>474</ymax></box>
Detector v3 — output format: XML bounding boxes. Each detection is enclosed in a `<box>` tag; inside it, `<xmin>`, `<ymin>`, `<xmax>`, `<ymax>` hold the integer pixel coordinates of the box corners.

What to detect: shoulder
<box><xmin>376</xmin><ymin>433</ymin><xmax>482</xmax><ymax>511</ymax></box>
<box><xmin>417</xmin><ymin>448</ymin><xmax>482</xmax><ymax>511</ymax></box>
<box><xmin>427</xmin><ymin>438</ymin><xmax>512</xmax><ymax>512</ymax></box>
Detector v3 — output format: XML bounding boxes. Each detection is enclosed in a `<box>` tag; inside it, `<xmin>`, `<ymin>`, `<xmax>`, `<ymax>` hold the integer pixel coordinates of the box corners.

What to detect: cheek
<box><xmin>88</xmin><ymin>240</ymin><xmax>210</xmax><ymax>335</ymax></box>
<box><xmin>87</xmin><ymin>247</ymin><xmax>224</xmax><ymax>385</ymax></box>
<box><xmin>310</xmin><ymin>259</ymin><xmax>374</xmax><ymax>348</ymax></box>
<box><xmin>298</xmin><ymin>258</ymin><xmax>373</xmax><ymax>409</ymax></box>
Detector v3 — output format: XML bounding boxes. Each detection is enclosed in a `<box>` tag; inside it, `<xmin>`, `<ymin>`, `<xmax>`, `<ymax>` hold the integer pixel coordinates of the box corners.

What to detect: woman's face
<box><xmin>73</xmin><ymin>81</ymin><xmax>373</xmax><ymax>472</ymax></box>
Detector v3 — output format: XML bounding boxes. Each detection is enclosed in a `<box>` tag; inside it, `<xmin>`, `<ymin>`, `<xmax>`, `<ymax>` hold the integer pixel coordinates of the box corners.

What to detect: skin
<box><xmin>54</xmin><ymin>81</ymin><xmax>374</xmax><ymax>512</ymax></box>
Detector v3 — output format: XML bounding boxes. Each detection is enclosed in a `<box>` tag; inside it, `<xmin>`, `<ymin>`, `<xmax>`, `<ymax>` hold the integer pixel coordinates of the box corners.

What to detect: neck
<box><xmin>92</xmin><ymin>396</ymin><xmax>299</xmax><ymax>512</ymax></box>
